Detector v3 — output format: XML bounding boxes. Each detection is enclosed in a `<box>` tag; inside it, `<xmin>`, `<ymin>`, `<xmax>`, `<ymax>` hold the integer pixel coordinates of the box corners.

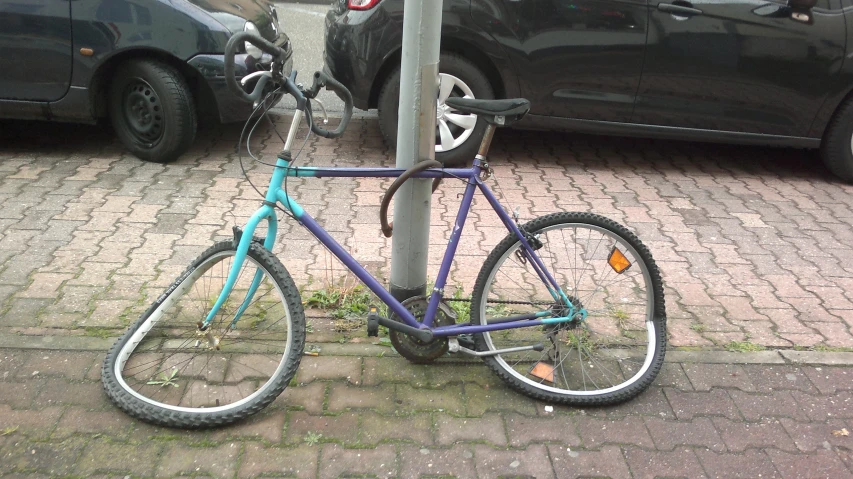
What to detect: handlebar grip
<box><xmin>307</xmin><ymin>71</ymin><xmax>354</xmax><ymax>139</ymax></box>
<box><xmin>225</xmin><ymin>32</ymin><xmax>286</xmax><ymax>104</ymax></box>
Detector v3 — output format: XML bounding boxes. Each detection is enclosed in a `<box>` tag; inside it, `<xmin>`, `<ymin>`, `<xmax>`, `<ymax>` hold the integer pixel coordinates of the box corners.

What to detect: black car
<box><xmin>325</xmin><ymin>0</ymin><xmax>853</xmax><ymax>181</ymax></box>
<box><xmin>0</xmin><ymin>0</ymin><xmax>292</xmax><ymax>163</ymax></box>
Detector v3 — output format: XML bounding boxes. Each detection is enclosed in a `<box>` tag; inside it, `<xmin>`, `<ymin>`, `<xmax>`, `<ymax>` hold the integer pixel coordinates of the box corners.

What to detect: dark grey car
<box><xmin>326</xmin><ymin>0</ymin><xmax>853</xmax><ymax>182</ymax></box>
<box><xmin>0</xmin><ymin>0</ymin><xmax>292</xmax><ymax>162</ymax></box>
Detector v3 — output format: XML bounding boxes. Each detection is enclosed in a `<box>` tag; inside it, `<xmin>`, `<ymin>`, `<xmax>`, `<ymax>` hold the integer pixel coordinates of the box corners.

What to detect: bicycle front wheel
<box><xmin>471</xmin><ymin>212</ymin><xmax>666</xmax><ymax>406</ymax></box>
<box><xmin>102</xmin><ymin>241</ymin><xmax>305</xmax><ymax>428</ymax></box>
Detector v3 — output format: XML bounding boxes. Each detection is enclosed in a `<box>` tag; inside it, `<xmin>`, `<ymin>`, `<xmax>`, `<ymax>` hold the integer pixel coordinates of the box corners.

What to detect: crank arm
<box><xmin>448</xmin><ymin>338</ymin><xmax>544</xmax><ymax>357</ymax></box>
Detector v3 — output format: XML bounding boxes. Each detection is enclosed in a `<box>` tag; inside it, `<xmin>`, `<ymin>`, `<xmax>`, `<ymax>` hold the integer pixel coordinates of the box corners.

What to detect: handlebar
<box><xmin>305</xmin><ymin>71</ymin><xmax>353</xmax><ymax>139</ymax></box>
<box><xmin>224</xmin><ymin>33</ymin><xmax>354</xmax><ymax>139</ymax></box>
<box><xmin>224</xmin><ymin>32</ymin><xmax>286</xmax><ymax>104</ymax></box>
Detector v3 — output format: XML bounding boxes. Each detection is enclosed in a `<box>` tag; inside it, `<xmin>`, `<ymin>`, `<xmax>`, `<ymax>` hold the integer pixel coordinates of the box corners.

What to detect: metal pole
<box><xmin>389</xmin><ymin>0</ymin><xmax>442</xmax><ymax>301</ymax></box>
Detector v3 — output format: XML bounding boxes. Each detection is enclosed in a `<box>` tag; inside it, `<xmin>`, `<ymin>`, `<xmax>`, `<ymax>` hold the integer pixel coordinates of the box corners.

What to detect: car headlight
<box><xmin>243</xmin><ymin>21</ymin><xmax>262</xmax><ymax>59</ymax></box>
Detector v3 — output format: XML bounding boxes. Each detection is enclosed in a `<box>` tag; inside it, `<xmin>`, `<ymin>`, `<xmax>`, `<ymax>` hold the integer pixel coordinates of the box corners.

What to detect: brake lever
<box><xmin>311</xmin><ymin>98</ymin><xmax>329</xmax><ymax>125</ymax></box>
<box><xmin>241</xmin><ymin>70</ymin><xmax>273</xmax><ymax>87</ymax></box>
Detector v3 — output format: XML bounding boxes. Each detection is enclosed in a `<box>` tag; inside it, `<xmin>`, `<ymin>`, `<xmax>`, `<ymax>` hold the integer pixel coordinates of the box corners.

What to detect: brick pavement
<box><xmin>1</xmin><ymin>115</ymin><xmax>853</xmax><ymax>476</ymax></box>
<box><xmin>1</xmin><ymin>115</ymin><xmax>852</xmax><ymax>349</ymax></box>
<box><xmin>1</xmin><ymin>347</ymin><xmax>852</xmax><ymax>478</ymax></box>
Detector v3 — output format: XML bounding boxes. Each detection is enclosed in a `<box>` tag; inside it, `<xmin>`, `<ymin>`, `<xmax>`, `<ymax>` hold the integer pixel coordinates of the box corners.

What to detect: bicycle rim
<box><xmin>476</xmin><ymin>217</ymin><xmax>660</xmax><ymax>398</ymax></box>
<box><xmin>113</xmin><ymin>248</ymin><xmax>295</xmax><ymax>413</ymax></box>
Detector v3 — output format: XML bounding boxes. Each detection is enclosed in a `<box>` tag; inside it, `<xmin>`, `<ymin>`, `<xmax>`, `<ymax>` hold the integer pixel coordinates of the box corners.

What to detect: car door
<box><xmin>632</xmin><ymin>0</ymin><xmax>846</xmax><ymax>137</ymax></box>
<box><xmin>472</xmin><ymin>0</ymin><xmax>649</xmax><ymax>122</ymax></box>
<box><xmin>0</xmin><ymin>0</ymin><xmax>73</xmax><ymax>101</ymax></box>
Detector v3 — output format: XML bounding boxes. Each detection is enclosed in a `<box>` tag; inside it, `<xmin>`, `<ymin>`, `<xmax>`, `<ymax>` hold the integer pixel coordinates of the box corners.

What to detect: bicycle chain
<box><xmin>444</xmin><ymin>297</ymin><xmax>552</xmax><ymax>306</ymax></box>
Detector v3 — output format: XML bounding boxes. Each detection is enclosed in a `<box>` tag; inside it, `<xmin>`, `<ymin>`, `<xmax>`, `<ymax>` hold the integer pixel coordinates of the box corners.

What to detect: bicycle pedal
<box><xmin>457</xmin><ymin>333</ymin><xmax>476</xmax><ymax>350</ymax></box>
<box><xmin>366</xmin><ymin>306</ymin><xmax>380</xmax><ymax>337</ymax></box>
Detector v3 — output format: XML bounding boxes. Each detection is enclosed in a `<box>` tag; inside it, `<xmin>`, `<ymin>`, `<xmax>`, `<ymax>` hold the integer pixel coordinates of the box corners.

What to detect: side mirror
<box><xmin>789</xmin><ymin>0</ymin><xmax>817</xmax><ymax>9</ymax></box>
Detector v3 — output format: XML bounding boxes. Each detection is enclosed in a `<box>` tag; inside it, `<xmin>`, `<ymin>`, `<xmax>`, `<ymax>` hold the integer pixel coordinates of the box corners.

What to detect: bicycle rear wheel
<box><xmin>102</xmin><ymin>241</ymin><xmax>305</xmax><ymax>428</ymax></box>
<box><xmin>471</xmin><ymin>212</ymin><xmax>666</xmax><ymax>406</ymax></box>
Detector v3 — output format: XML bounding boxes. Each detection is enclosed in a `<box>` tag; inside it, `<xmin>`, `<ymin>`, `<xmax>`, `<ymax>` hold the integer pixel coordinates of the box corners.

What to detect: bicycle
<box><xmin>102</xmin><ymin>33</ymin><xmax>667</xmax><ymax>428</ymax></box>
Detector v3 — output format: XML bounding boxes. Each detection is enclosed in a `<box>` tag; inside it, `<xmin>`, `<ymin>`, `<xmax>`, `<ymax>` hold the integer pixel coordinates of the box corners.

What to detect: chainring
<box><xmin>389</xmin><ymin>296</ymin><xmax>457</xmax><ymax>364</ymax></box>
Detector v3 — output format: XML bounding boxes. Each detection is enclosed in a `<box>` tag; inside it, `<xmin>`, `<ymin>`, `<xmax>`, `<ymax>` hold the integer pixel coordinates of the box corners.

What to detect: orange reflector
<box><xmin>529</xmin><ymin>362</ymin><xmax>555</xmax><ymax>383</ymax></box>
<box><xmin>608</xmin><ymin>247</ymin><xmax>631</xmax><ymax>274</ymax></box>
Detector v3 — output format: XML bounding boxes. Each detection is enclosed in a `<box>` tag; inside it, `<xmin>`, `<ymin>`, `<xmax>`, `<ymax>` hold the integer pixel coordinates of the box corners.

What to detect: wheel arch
<box><xmin>88</xmin><ymin>48</ymin><xmax>218</xmax><ymax>123</ymax></box>
<box><xmin>367</xmin><ymin>37</ymin><xmax>507</xmax><ymax>109</ymax></box>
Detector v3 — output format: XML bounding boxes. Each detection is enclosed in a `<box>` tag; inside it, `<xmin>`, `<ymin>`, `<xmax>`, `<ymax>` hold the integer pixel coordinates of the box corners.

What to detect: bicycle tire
<box><xmin>471</xmin><ymin>212</ymin><xmax>666</xmax><ymax>406</ymax></box>
<box><xmin>102</xmin><ymin>241</ymin><xmax>305</xmax><ymax>428</ymax></box>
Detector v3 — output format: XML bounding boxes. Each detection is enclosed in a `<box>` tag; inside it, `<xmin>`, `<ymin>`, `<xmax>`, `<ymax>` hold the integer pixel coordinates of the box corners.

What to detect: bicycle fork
<box><xmin>199</xmin><ymin>110</ymin><xmax>305</xmax><ymax>336</ymax></box>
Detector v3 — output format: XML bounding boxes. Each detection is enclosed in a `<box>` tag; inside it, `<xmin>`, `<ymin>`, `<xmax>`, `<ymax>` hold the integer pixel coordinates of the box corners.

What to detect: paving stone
<box><xmin>664</xmin><ymin>387</ymin><xmax>742</xmax><ymax>420</ymax></box>
<box><xmin>436</xmin><ymin>413</ymin><xmax>507</xmax><ymax>446</ymax></box>
<box><xmin>295</xmin><ymin>356</ymin><xmax>361</xmax><ymax>384</ymax></box>
<box><xmin>653</xmin><ymin>361</ymin><xmax>694</xmax><ymax>390</ymax></box>
<box><xmin>682</xmin><ymin>363</ymin><xmax>756</xmax><ymax>392</ymax></box>
<box><xmin>0</xmin><ymin>437</ymin><xmax>87</xmax><ymax>476</ymax></box>
<box><xmin>742</xmin><ymin>364</ymin><xmax>819</xmax><ymax>394</ymax></box>
<box><xmin>0</xmin><ymin>405</ymin><xmax>62</xmax><ymax>439</ymax></box>
<box><xmin>54</xmin><ymin>407</ymin><xmax>130</xmax><ymax>439</ymax></box>
<box><xmin>791</xmin><ymin>390</ymin><xmax>853</xmax><ymax>421</ymax></box>
<box><xmin>548</xmin><ymin>444</ymin><xmax>630</xmax><ymax>479</ymax></box>
<box><xmin>644</xmin><ymin>417</ymin><xmax>725</xmax><ymax>452</ymax></box>
<box><xmin>284</xmin><ymin>411</ymin><xmax>358</xmax><ymax>446</ymax></box>
<box><xmin>17</xmin><ymin>351</ymin><xmax>96</xmax><ymax>381</ymax></box>
<box><xmin>473</xmin><ymin>444</ymin><xmax>556</xmax><ymax>479</ymax></box>
<box><xmin>779</xmin><ymin>417</ymin><xmax>853</xmax><ymax>452</ymax></box>
<box><xmin>729</xmin><ymin>389</ymin><xmax>810</xmax><ymax>421</ymax></box>
<box><xmin>504</xmin><ymin>412</ymin><xmax>580</xmax><ymax>447</ymax></box>
<box><xmin>327</xmin><ymin>382</ymin><xmax>395</xmax><ymax>413</ymax></box>
<box><xmin>803</xmin><ymin>365</ymin><xmax>853</xmax><ymax>395</ymax></box>
<box><xmin>399</xmin><ymin>444</ymin><xmax>477</xmax><ymax>479</ymax></box>
<box><xmin>273</xmin><ymin>381</ymin><xmax>325</xmax><ymax>414</ymax></box>
<box><xmin>32</xmin><ymin>379</ymin><xmax>108</xmax><ymax>409</ymax></box>
<box><xmin>360</xmin><ymin>411</ymin><xmax>433</xmax><ymax>445</ymax></box>
<box><xmin>318</xmin><ymin>443</ymin><xmax>397</xmax><ymax>479</ymax></box>
<box><xmin>156</xmin><ymin>443</ymin><xmax>239</xmax><ymax>479</ymax></box>
<box><xmin>74</xmin><ymin>438</ymin><xmax>161</xmax><ymax>477</ymax></box>
<box><xmin>576</xmin><ymin>416</ymin><xmax>654</xmax><ymax>449</ymax></box>
<box><xmin>464</xmin><ymin>383</ymin><xmax>538</xmax><ymax>416</ymax></box>
<box><xmin>238</xmin><ymin>443</ymin><xmax>317</xmax><ymax>479</ymax></box>
<box><xmin>767</xmin><ymin>448</ymin><xmax>853</xmax><ymax>479</ymax></box>
<box><xmin>209</xmin><ymin>409</ymin><xmax>286</xmax><ymax>443</ymax></box>
<box><xmin>712</xmin><ymin>417</ymin><xmax>798</xmax><ymax>452</ymax></box>
<box><xmin>361</xmin><ymin>356</ymin><xmax>431</xmax><ymax>386</ymax></box>
<box><xmin>396</xmin><ymin>384</ymin><xmax>465</xmax><ymax>415</ymax></box>
<box><xmin>0</xmin><ymin>380</ymin><xmax>40</xmax><ymax>409</ymax></box>
<box><xmin>624</xmin><ymin>447</ymin><xmax>708</xmax><ymax>479</ymax></box>
<box><xmin>588</xmin><ymin>387</ymin><xmax>676</xmax><ymax>420</ymax></box>
<box><xmin>695</xmin><ymin>448</ymin><xmax>780</xmax><ymax>479</ymax></box>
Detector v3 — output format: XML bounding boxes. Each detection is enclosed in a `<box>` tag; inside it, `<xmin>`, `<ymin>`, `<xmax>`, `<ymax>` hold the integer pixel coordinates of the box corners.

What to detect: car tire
<box><xmin>377</xmin><ymin>53</ymin><xmax>494</xmax><ymax>167</ymax></box>
<box><xmin>108</xmin><ymin>60</ymin><xmax>197</xmax><ymax>163</ymax></box>
<box><xmin>820</xmin><ymin>96</ymin><xmax>853</xmax><ymax>182</ymax></box>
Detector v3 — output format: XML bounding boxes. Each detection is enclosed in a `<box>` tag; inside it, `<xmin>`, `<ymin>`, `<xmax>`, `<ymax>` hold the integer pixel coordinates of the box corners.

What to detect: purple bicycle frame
<box><xmin>279</xmin><ymin>157</ymin><xmax>570</xmax><ymax>337</ymax></box>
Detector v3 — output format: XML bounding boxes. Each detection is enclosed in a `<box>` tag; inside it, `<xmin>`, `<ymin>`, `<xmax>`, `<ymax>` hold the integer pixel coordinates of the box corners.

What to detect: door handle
<box><xmin>658</xmin><ymin>2</ymin><xmax>703</xmax><ymax>16</ymax></box>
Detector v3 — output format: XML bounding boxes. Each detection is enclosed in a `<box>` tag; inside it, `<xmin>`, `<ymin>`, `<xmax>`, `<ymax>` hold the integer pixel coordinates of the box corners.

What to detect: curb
<box><xmin>2</xmin><ymin>333</ymin><xmax>853</xmax><ymax>366</ymax></box>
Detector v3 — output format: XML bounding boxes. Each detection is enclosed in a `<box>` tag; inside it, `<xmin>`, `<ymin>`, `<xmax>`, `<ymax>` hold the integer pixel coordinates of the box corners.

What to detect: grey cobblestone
<box><xmin>1</xmin><ymin>116</ymin><xmax>853</xmax><ymax>476</ymax></box>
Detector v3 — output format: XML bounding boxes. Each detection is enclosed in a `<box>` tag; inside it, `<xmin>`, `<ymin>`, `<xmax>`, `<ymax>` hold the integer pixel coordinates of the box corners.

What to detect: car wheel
<box><xmin>378</xmin><ymin>53</ymin><xmax>495</xmax><ymax>167</ymax></box>
<box><xmin>109</xmin><ymin>60</ymin><xmax>197</xmax><ymax>163</ymax></box>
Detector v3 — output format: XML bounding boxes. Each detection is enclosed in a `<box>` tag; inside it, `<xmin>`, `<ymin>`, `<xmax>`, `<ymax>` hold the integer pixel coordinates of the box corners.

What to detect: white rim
<box><xmin>481</xmin><ymin>223</ymin><xmax>657</xmax><ymax>396</ymax></box>
<box><xmin>435</xmin><ymin>73</ymin><xmax>477</xmax><ymax>153</ymax></box>
<box><xmin>114</xmin><ymin>251</ymin><xmax>293</xmax><ymax>414</ymax></box>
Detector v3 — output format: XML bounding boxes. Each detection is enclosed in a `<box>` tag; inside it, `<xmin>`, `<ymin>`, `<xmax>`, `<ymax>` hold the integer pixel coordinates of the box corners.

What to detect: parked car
<box><xmin>0</xmin><ymin>0</ymin><xmax>291</xmax><ymax>162</ymax></box>
<box><xmin>325</xmin><ymin>0</ymin><xmax>853</xmax><ymax>181</ymax></box>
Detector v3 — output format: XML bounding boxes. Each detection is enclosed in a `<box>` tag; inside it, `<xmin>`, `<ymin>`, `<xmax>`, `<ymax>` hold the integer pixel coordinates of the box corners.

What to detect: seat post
<box><xmin>477</xmin><ymin>123</ymin><xmax>497</xmax><ymax>159</ymax></box>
